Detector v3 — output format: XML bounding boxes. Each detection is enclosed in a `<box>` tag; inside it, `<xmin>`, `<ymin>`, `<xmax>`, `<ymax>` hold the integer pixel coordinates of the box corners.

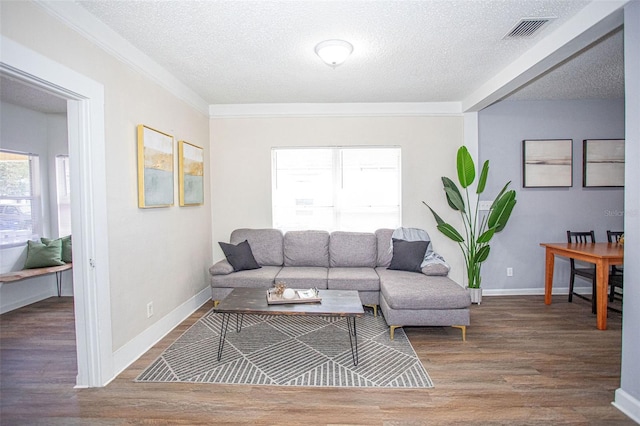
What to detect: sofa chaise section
<box><xmin>377</xmin><ymin>268</ymin><xmax>471</xmax><ymax>340</ymax></box>
<box><xmin>375</xmin><ymin>228</ymin><xmax>471</xmax><ymax>341</ymax></box>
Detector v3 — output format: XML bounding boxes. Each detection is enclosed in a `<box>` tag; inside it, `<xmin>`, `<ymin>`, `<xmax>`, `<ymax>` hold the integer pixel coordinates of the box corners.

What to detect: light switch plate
<box><xmin>478</xmin><ymin>200</ymin><xmax>493</xmax><ymax>211</ymax></box>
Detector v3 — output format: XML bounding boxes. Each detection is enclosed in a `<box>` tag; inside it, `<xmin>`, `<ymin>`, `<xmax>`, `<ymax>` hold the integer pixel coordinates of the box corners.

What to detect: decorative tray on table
<box><xmin>266</xmin><ymin>288</ymin><xmax>322</xmax><ymax>305</ymax></box>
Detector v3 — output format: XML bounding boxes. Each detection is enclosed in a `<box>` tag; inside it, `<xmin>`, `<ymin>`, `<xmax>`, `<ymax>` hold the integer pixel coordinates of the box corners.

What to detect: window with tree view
<box><xmin>272</xmin><ymin>147</ymin><xmax>401</xmax><ymax>232</ymax></box>
<box><xmin>0</xmin><ymin>150</ymin><xmax>41</xmax><ymax>247</ymax></box>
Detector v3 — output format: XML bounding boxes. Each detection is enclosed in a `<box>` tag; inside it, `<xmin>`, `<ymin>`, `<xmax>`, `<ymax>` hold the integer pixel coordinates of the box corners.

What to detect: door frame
<box><xmin>1</xmin><ymin>36</ymin><xmax>113</xmax><ymax>387</ymax></box>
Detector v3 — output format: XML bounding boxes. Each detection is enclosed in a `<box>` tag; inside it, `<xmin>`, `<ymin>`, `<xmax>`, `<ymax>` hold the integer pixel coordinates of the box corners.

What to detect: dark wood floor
<box><xmin>0</xmin><ymin>295</ymin><xmax>633</xmax><ymax>425</ymax></box>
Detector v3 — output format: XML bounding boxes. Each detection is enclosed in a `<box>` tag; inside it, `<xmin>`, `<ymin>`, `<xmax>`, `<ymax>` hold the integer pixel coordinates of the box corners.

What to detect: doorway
<box><xmin>1</xmin><ymin>36</ymin><xmax>113</xmax><ymax>387</ymax></box>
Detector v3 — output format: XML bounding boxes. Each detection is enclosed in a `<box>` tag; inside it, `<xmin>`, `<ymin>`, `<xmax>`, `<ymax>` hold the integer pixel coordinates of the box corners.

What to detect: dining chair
<box><xmin>606</xmin><ymin>230</ymin><xmax>624</xmax><ymax>303</ymax></box>
<box><xmin>567</xmin><ymin>230</ymin><xmax>596</xmax><ymax>314</ymax></box>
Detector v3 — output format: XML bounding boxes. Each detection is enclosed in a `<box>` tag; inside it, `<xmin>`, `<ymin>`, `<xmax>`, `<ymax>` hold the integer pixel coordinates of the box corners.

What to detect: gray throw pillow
<box><xmin>421</xmin><ymin>263</ymin><xmax>450</xmax><ymax>276</ymax></box>
<box><xmin>388</xmin><ymin>239</ymin><xmax>429</xmax><ymax>273</ymax></box>
<box><xmin>219</xmin><ymin>240</ymin><xmax>261</xmax><ymax>272</ymax></box>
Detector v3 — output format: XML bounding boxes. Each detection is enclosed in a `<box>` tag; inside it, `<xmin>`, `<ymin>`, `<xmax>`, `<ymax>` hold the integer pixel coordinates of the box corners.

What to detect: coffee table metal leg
<box><xmin>347</xmin><ymin>317</ymin><xmax>359</xmax><ymax>366</ymax></box>
<box><xmin>217</xmin><ymin>313</ymin><xmax>231</xmax><ymax>361</ymax></box>
<box><xmin>235</xmin><ymin>314</ymin><xmax>244</xmax><ymax>332</ymax></box>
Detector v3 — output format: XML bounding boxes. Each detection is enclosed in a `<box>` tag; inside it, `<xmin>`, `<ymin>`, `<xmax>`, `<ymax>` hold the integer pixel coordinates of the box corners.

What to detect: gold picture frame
<box><xmin>178</xmin><ymin>140</ymin><xmax>204</xmax><ymax>206</ymax></box>
<box><xmin>137</xmin><ymin>125</ymin><xmax>174</xmax><ymax>208</ymax></box>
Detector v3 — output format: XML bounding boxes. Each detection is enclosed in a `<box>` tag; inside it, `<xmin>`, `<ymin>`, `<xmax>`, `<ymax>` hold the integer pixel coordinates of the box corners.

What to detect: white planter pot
<box><xmin>468</xmin><ymin>287</ymin><xmax>482</xmax><ymax>304</ymax></box>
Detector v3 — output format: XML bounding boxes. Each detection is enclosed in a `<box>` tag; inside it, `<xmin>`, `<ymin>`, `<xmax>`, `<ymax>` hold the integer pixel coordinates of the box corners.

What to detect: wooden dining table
<box><xmin>540</xmin><ymin>242</ymin><xmax>624</xmax><ymax>330</ymax></box>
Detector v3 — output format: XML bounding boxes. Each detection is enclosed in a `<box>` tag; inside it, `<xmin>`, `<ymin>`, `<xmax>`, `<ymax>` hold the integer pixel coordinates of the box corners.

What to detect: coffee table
<box><xmin>213</xmin><ymin>287</ymin><xmax>365</xmax><ymax>365</ymax></box>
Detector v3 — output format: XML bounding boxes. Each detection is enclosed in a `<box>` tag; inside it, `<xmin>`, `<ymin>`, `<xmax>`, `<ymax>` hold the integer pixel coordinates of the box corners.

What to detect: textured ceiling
<box><xmin>0</xmin><ymin>1</ymin><xmax>625</xmax><ymax>113</ymax></box>
<box><xmin>0</xmin><ymin>76</ymin><xmax>67</xmax><ymax>114</ymax></box>
<box><xmin>74</xmin><ymin>0</ymin><xmax>623</xmax><ymax>105</ymax></box>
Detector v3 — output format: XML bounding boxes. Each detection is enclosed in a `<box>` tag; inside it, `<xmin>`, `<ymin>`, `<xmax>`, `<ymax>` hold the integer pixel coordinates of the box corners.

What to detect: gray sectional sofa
<box><xmin>209</xmin><ymin>228</ymin><xmax>471</xmax><ymax>340</ymax></box>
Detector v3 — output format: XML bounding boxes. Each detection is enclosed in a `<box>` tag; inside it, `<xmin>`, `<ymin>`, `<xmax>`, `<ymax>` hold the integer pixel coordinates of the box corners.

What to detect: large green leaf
<box><xmin>475</xmin><ymin>245</ymin><xmax>491</xmax><ymax>263</ymax></box>
<box><xmin>490</xmin><ymin>181</ymin><xmax>511</xmax><ymax>209</ymax></box>
<box><xmin>437</xmin><ymin>223</ymin><xmax>465</xmax><ymax>242</ymax></box>
<box><xmin>444</xmin><ymin>186</ymin><xmax>465</xmax><ymax>213</ymax></box>
<box><xmin>477</xmin><ymin>228</ymin><xmax>495</xmax><ymax>244</ymax></box>
<box><xmin>424</xmin><ymin>203</ymin><xmax>445</xmax><ymax>226</ymax></box>
<box><xmin>494</xmin><ymin>197</ymin><xmax>517</xmax><ymax>232</ymax></box>
<box><xmin>442</xmin><ymin>177</ymin><xmax>464</xmax><ymax>211</ymax></box>
<box><xmin>456</xmin><ymin>146</ymin><xmax>475</xmax><ymax>188</ymax></box>
<box><xmin>488</xmin><ymin>190</ymin><xmax>516</xmax><ymax>230</ymax></box>
<box><xmin>477</xmin><ymin>160</ymin><xmax>489</xmax><ymax>194</ymax></box>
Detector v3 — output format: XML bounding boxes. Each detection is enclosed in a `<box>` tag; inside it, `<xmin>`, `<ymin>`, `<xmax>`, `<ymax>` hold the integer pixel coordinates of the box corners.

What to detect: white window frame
<box><xmin>55</xmin><ymin>154</ymin><xmax>72</xmax><ymax>237</ymax></box>
<box><xmin>272</xmin><ymin>146</ymin><xmax>402</xmax><ymax>232</ymax></box>
<box><xmin>0</xmin><ymin>149</ymin><xmax>42</xmax><ymax>247</ymax></box>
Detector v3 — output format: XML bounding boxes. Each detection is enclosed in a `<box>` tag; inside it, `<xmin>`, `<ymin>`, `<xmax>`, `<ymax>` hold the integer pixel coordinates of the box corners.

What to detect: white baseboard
<box><xmin>111</xmin><ymin>287</ymin><xmax>211</xmax><ymax>382</ymax></box>
<box><xmin>482</xmin><ymin>287</ymin><xmax>579</xmax><ymax>296</ymax></box>
<box><xmin>0</xmin><ymin>285</ymin><xmax>57</xmax><ymax>314</ymax></box>
<box><xmin>613</xmin><ymin>388</ymin><xmax>640</xmax><ymax>424</ymax></box>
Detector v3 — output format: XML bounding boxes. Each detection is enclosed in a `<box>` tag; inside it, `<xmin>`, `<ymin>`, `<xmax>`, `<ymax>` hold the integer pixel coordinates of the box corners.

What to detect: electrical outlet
<box><xmin>147</xmin><ymin>302</ymin><xmax>154</xmax><ymax>318</ymax></box>
<box><xmin>506</xmin><ymin>267</ymin><xmax>513</xmax><ymax>277</ymax></box>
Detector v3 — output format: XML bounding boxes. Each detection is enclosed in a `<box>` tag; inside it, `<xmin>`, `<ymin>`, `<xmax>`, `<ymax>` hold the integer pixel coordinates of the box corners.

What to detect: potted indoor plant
<box><xmin>424</xmin><ymin>146</ymin><xmax>517</xmax><ymax>304</ymax></box>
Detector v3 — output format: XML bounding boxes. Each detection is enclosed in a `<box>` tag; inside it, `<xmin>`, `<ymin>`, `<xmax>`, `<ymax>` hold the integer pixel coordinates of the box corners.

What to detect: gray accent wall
<box><xmin>478</xmin><ymin>99</ymin><xmax>625</xmax><ymax>294</ymax></box>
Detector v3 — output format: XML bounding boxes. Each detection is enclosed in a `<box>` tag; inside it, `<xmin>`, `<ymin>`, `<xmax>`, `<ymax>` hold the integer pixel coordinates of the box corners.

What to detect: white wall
<box><xmin>478</xmin><ymin>99</ymin><xmax>625</xmax><ymax>294</ymax></box>
<box><xmin>210</xmin><ymin>115</ymin><xmax>467</xmax><ymax>284</ymax></box>
<box><xmin>0</xmin><ymin>101</ymin><xmax>73</xmax><ymax>312</ymax></box>
<box><xmin>1</xmin><ymin>2</ymin><xmax>212</xmax><ymax>351</ymax></box>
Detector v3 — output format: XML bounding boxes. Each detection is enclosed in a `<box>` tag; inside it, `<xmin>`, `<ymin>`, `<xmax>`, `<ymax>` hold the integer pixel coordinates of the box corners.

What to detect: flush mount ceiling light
<box><xmin>314</xmin><ymin>39</ymin><xmax>353</xmax><ymax>68</ymax></box>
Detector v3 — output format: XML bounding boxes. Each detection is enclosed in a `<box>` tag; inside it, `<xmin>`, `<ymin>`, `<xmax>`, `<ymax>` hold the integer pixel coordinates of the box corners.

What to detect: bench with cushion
<box><xmin>0</xmin><ymin>235</ymin><xmax>73</xmax><ymax>297</ymax></box>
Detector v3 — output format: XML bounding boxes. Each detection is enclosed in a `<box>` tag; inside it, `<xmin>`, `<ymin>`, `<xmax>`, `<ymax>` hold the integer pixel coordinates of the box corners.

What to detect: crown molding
<box><xmin>34</xmin><ymin>0</ymin><xmax>209</xmax><ymax>116</ymax></box>
<box><xmin>209</xmin><ymin>102</ymin><xmax>463</xmax><ymax>118</ymax></box>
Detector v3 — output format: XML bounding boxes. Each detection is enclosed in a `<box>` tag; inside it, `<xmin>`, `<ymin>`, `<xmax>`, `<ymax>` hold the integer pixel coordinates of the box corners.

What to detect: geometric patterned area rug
<box><xmin>136</xmin><ymin>308</ymin><xmax>433</xmax><ymax>388</ymax></box>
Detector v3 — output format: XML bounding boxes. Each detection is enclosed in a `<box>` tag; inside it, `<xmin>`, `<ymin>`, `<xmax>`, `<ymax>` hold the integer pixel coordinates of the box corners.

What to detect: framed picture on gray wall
<box><xmin>583</xmin><ymin>139</ymin><xmax>625</xmax><ymax>187</ymax></box>
<box><xmin>522</xmin><ymin>139</ymin><xmax>573</xmax><ymax>188</ymax></box>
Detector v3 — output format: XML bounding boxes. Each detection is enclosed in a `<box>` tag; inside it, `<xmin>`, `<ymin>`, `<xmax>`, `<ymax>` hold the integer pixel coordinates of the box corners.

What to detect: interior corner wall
<box><xmin>1</xmin><ymin>2</ymin><xmax>212</xmax><ymax>350</ymax></box>
<box><xmin>478</xmin><ymin>99</ymin><xmax>625</xmax><ymax>294</ymax></box>
<box><xmin>210</xmin><ymin>115</ymin><xmax>467</xmax><ymax>284</ymax></box>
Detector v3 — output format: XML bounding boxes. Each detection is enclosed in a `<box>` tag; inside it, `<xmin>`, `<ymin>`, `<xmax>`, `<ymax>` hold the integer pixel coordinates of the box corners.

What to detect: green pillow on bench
<box><xmin>41</xmin><ymin>235</ymin><xmax>72</xmax><ymax>263</ymax></box>
<box><xmin>24</xmin><ymin>239</ymin><xmax>65</xmax><ymax>269</ymax></box>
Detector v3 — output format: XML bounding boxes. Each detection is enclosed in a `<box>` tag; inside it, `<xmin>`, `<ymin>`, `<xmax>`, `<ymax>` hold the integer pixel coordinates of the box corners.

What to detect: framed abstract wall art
<box><xmin>583</xmin><ymin>139</ymin><xmax>625</xmax><ymax>187</ymax></box>
<box><xmin>137</xmin><ymin>124</ymin><xmax>174</xmax><ymax>208</ymax></box>
<box><xmin>522</xmin><ymin>139</ymin><xmax>573</xmax><ymax>188</ymax></box>
<box><xmin>178</xmin><ymin>140</ymin><xmax>204</xmax><ymax>206</ymax></box>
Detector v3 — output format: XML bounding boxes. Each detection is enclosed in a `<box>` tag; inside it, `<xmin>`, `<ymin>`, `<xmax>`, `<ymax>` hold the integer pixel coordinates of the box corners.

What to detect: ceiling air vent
<box><xmin>503</xmin><ymin>17</ymin><xmax>555</xmax><ymax>39</ymax></box>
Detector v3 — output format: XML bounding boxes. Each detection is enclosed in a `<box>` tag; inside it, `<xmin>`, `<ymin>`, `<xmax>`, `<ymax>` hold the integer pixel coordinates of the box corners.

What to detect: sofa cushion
<box><xmin>328</xmin><ymin>267</ymin><xmax>379</xmax><ymax>291</ymax></box>
<box><xmin>329</xmin><ymin>231</ymin><xmax>377</xmax><ymax>267</ymax></box>
<box><xmin>377</xmin><ymin>267</ymin><xmax>471</xmax><ymax>310</ymax></box>
<box><xmin>230</xmin><ymin>228</ymin><xmax>284</xmax><ymax>266</ymax></box>
<box><xmin>284</xmin><ymin>230</ymin><xmax>329</xmax><ymax>267</ymax></box>
<box><xmin>375</xmin><ymin>228</ymin><xmax>394</xmax><ymax>267</ymax></box>
<box><xmin>388</xmin><ymin>239</ymin><xmax>429</xmax><ymax>273</ymax></box>
<box><xmin>276</xmin><ymin>266</ymin><xmax>328</xmax><ymax>289</ymax></box>
<box><xmin>219</xmin><ymin>240</ymin><xmax>261</xmax><ymax>272</ymax></box>
<box><xmin>211</xmin><ymin>266</ymin><xmax>281</xmax><ymax>289</ymax></box>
